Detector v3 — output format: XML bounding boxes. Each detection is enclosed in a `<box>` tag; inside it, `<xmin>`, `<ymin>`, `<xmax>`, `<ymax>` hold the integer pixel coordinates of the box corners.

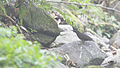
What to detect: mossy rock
<box><xmin>23</xmin><ymin>6</ymin><xmax>60</xmax><ymax>47</ymax></box>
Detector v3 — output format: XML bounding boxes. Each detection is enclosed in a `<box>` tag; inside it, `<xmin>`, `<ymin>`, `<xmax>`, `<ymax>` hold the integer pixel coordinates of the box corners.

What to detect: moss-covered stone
<box><xmin>23</xmin><ymin>6</ymin><xmax>60</xmax><ymax>47</ymax></box>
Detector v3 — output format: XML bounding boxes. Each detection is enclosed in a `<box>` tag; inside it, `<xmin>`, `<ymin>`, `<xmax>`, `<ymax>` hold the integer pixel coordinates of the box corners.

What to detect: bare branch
<box><xmin>0</xmin><ymin>14</ymin><xmax>16</xmax><ymax>24</ymax></box>
<box><xmin>46</xmin><ymin>1</ymin><xmax>120</xmax><ymax>13</ymax></box>
<box><xmin>0</xmin><ymin>14</ymin><xmax>22</xmax><ymax>33</ymax></box>
<box><xmin>113</xmin><ymin>1</ymin><xmax>120</xmax><ymax>9</ymax></box>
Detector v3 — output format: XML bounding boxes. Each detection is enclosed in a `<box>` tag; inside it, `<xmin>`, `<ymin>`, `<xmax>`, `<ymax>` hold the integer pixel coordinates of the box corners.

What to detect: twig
<box><xmin>0</xmin><ymin>14</ymin><xmax>16</xmax><ymax>24</ymax></box>
<box><xmin>45</xmin><ymin>1</ymin><xmax>120</xmax><ymax>13</ymax></box>
<box><xmin>0</xmin><ymin>14</ymin><xmax>22</xmax><ymax>33</ymax></box>
<box><xmin>113</xmin><ymin>1</ymin><xmax>120</xmax><ymax>9</ymax></box>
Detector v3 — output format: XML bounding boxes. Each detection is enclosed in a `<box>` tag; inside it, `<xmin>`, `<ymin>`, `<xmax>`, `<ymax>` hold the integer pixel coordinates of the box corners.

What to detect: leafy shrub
<box><xmin>0</xmin><ymin>26</ymin><xmax>60</xmax><ymax>68</ymax></box>
<box><xmin>42</xmin><ymin>0</ymin><xmax>119</xmax><ymax>38</ymax></box>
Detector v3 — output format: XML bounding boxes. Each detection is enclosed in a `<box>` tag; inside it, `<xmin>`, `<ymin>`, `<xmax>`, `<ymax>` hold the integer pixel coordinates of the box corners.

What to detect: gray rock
<box><xmin>53</xmin><ymin>25</ymin><xmax>80</xmax><ymax>46</ymax></box>
<box><xmin>102</xmin><ymin>37</ymin><xmax>110</xmax><ymax>45</ymax></box>
<box><xmin>54</xmin><ymin>31</ymin><xmax>80</xmax><ymax>46</ymax></box>
<box><xmin>101</xmin><ymin>49</ymin><xmax>120</xmax><ymax>68</ymax></box>
<box><xmin>58</xmin><ymin>25</ymin><xmax>73</xmax><ymax>31</ymax></box>
<box><xmin>110</xmin><ymin>30</ymin><xmax>120</xmax><ymax>48</ymax></box>
<box><xmin>50</xmin><ymin>41</ymin><xmax>107</xmax><ymax>68</ymax></box>
<box><xmin>57</xmin><ymin>63</ymin><xmax>69</xmax><ymax>68</ymax></box>
<box><xmin>84</xmin><ymin>32</ymin><xmax>110</xmax><ymax>49</ymax></box>
<box><xmin>23</xmin><ymin>6</ymin><xmax>60</xmax><ymax>47</ymax></box>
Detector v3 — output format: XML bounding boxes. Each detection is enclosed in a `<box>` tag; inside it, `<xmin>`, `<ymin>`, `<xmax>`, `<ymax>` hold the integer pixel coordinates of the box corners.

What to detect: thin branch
<box><xmin>0</xmin><ymin>14</ymin><xmax>16</xmax><ymax>24</ymax></box>
<box><xmin>0</xmin><ymin>14</ymin><xmax>22</xmax><ymax>33</ymax></box>
<box><xmin>45</xmin><ymin>1</ymin><xmax>120</xmax><ymax>13</ymax></box>
<box><xmin>113</xmin><ymin>1</ymin><xmax>120</xmax><ymax>9</ymax></box>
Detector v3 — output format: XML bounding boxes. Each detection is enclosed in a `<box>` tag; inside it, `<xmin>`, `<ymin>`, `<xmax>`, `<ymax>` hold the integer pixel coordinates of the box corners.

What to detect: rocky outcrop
<box><xmin>23</xmin><ymin>6</ymin><xmax>60</xmax><ymax>47</ymax></box>
<box><xmin>50</xmin><ymin>25</ymin><xmax>113</xmax><ymax>68</ymax></box>
<box><xmin>50</xmin><ymin>41</ymin><xmax>107</xmax><ymax>68</ymax></box>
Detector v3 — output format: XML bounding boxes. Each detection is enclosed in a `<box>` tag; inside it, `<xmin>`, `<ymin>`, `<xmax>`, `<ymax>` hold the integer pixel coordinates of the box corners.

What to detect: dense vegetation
<box><xmin>39</xmin><ymin>0</ymin><xmax>120</xmax><ymax>38</ymax></box>
<box><xmin>0</xmin><ymin>22</ymin><xmax>60</xmax><ymax>67</ymax></box>
<box><xmin>0</xmin><ymin>0</ymin><xmax>120</xmax><ymax>68</ymax></box>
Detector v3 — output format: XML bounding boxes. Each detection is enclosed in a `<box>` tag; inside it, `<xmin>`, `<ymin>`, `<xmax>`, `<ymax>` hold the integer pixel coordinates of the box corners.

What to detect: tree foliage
<box><xmin>37</xmin><ymin>0</ymin><xmax>120</xmax><ymax>38</ymax></box>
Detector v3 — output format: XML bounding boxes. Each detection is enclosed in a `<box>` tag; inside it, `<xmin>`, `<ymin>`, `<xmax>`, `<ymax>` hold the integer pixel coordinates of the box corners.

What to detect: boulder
<box><xmin>58</xmin><ymin>25</ymin><xmax>73</xmax><ymax>31</ymax></box>
<box><xmin>84</xmin><ymin>32</ymin><xmax>110</xmax><ymax>49</ymax></box>
<box><xmin>53</xmin><ymin>25</ymin><xmax>80</xmax><ymax>46</ymax></box>
<box><xmin>50</xmin><ymin>41</ymin><xmax>107</xmax><ymax>68</ymax></box>
<box><xmin>110</xmin><ymin>30</ymin><xmax>120</xmax><ymax>48</ymax></box>
<box><xmin>57</xmin><ymin>63</ymin><xmax>69</xmax><ymax>68</ymax></box>
<box><xmin>23</xmin><ymin>6</ymin><xmax>60</xmax><ymax>47</ymax></box>
<box><xmin>101</xmin><ymin>49</ymin><xmax>120</xmax><ymax>68</ymax></box>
